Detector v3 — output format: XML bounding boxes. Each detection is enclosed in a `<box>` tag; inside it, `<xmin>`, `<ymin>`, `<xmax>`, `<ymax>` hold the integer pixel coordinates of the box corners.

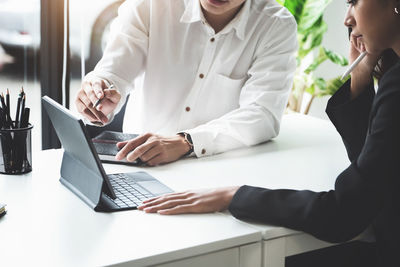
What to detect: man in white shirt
<box><xmin>75</xmin><ymin>0</ymin><xmax>297</xmax><ymax>166</ymax></box>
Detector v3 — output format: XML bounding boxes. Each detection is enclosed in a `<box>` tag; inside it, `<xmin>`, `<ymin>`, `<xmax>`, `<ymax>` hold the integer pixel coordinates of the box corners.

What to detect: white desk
<box><xmin>109</xmin><ymin>114</ymin><xmax>349</xmax><ymax>267</ymax></box>
<box><xmin>0</xmin><ymin>149</ymin><xmax>261</xmax><ymax>267</ymax></box>
<box><xmin>0</xmin><ymin>114</ymin><xmax>350</xmax><ymax>266</ymax></box>
<box><xmin>250</xmin><ymin>115</ymin><xmax>355</xmax><ymax>267</ymax></box>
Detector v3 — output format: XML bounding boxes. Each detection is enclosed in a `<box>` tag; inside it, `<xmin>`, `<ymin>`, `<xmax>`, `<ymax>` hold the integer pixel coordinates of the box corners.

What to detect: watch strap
<box><xmin>178</xmin><ymin>132</ymin><xmax>194</xmax><ymax>156</ymax></box>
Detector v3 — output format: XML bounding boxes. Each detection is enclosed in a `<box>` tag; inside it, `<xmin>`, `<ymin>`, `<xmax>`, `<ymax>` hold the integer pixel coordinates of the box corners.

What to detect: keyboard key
<box><xmin>131</xmin><ymin>185</ymin><xmax>149</xmax><ymax>194</ymax></box>
<box><xmin>107</xmin><ymin>173</ymin><xmax>154</xmax><ymax>209</ymax></box>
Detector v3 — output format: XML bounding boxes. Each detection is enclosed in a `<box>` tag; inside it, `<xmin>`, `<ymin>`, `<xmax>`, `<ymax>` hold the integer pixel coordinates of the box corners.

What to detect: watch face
<box><xmin>185</xmin><ymin>133</ymin><xmax>193</xmax><ymax>145</ymax></box>
<box><xmin>178</xmin><ymin>132</ymin><xmax>194</xmax><ymax>155</ymax></box>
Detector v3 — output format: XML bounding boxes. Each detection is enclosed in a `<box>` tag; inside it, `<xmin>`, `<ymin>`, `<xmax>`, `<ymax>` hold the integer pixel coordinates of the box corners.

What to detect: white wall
<box><xmin>307</xmin><ymin>1</ymin><xmax>350</xmax><ymax>120</ymax></box>
<box><xmin>316</xmin><ymin>0</ymin><xmax>350</xmax><ymax>79</ymax></box>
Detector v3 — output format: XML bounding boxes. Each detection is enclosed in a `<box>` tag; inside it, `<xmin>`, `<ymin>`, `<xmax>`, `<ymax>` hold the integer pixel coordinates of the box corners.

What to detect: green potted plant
<box><xmin>278</xmin><ymin>0</ymin><xmax>349</xmax><ymax>114</ymax></box>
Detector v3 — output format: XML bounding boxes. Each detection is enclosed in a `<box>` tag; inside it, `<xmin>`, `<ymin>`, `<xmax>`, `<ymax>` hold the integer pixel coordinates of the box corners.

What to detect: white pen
<box><xmin>341</xmin><ymin>51</ymin><xmax>368</xmax><ymax>80</ymax></box>
<box><xmin>94</xmin><ymin>84</ymin><xmax>115</xmax><ymax>108</ymax></box>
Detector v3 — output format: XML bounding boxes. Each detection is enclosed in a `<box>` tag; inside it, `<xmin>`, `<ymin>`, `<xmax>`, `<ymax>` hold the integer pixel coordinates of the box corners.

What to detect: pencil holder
<box><xmin>0</xmin><ymin>124</ymin><xmax>33</xmax><ymax>174</ymax></box>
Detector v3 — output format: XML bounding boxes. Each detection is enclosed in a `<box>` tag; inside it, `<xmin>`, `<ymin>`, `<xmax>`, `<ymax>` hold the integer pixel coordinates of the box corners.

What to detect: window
<box><xmin>0</xmin><ymin>0</ymin><xmax>41</xmax><ymax>151</ymax></box>
<box><xmin>68</xmin><ymin>0</ymin><xmax>124</xmax><ymax>114</ymax></box>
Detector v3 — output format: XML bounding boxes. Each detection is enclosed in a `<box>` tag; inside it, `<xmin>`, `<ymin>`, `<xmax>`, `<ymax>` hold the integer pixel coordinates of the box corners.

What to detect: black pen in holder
<box><xmin>0</xmin><ymin>123</ymin><xmax>33</xmax><ymax>174</ymax></box>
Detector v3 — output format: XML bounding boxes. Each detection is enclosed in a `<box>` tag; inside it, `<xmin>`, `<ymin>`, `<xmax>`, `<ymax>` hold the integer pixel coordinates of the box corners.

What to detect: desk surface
<box><xmin>0</xmin><ymin>114</ymin><xmax>349</xmax><ymax>266</ymax></box>
<box><xmin>0</xmin><ymin>149</ymin><xmax>260</xmax><ymax>266</ymax></box>
<box><xmin>106</xmin><ymin>114</ymin><xmax>349</xmax><ymax>240</ymax></box>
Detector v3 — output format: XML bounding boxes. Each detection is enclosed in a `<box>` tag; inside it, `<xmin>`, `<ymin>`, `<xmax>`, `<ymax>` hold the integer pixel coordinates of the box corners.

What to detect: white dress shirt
<box><xmin>86</xmin><ymin>0</ymin><xmax>297</xmax><ymax>157</ymax></box>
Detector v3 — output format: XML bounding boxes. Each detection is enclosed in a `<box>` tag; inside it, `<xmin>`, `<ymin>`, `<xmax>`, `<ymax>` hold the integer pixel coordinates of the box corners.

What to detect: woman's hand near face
<box><xmin>138</xmin><ymin>186</ymin><xmax>240</xmax><ymax>215</ymax></box>
<box><xmin>349</xmin><ymin>35</ymin><xmax>381</xmax><ymax>99</ymax></box>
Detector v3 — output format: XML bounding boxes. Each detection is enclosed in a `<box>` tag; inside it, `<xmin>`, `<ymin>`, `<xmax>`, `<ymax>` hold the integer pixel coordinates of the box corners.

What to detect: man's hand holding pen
<box><xmin>75</xmin><ymin>78</ymin><xmax>121</xmax><ymax>124</ymax></box>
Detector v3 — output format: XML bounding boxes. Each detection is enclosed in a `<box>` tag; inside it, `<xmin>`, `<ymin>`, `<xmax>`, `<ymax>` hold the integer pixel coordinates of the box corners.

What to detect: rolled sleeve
<box><xmin>84</xmin><ymin>0</ymin><xmax>149</xmax><ymax>124</ymax></box>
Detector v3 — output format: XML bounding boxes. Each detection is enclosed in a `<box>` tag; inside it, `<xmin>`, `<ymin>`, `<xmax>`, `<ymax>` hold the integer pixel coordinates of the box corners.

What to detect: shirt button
<box><xmin>185</xmin><ymin>106</ymin><xmax>191</xmax><ymax>112</ymax></box>
<box><xmin>199</xmin><ymin>73</ymin><xmax>204</xmax><ymax>79</ymax></box>
<box><xmin>210</xmin><ymin>38</ymin><xmax>215</xmax><ymax>42</ymax></box>
<box><xmin>201</xmin><ymin>149</ymin><xmax>206</xmax><ymax>155</ymax></box>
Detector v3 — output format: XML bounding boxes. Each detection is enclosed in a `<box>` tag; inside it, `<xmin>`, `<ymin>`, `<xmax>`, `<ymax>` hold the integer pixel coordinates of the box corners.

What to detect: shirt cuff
<box><xmin>184</xmin><ymin>128</ymin><xmax>216</xmax><ymax>158</ymax></box>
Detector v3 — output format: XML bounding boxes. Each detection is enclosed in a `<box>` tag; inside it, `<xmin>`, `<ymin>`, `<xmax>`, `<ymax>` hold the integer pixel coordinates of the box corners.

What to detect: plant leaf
<box><xmin>276</xmin><ymin>0</ymin><xmax>285</xmax><ymax>6</ymax></box>
<box><xmin>281</xmin><ymin>0</ymin><xmax>331</xmax><ymax>58</ymax></box>
<box><xmin>297</xmin><ymin>0</ymin><xmax>332</xmax><ymax>32</ymax></box>
<box><xmin>315</xmin><ymin>76</ymin><xmax>348</xmax><ymax>97</ymax></box>
<box><xmin>298</xmin><ymin>17</ymin><xmax>327</xmax><ymax>58</ymax></box>
<box><xmin>323</xmin><ymin>48</ymin><xmax>349</xmax><ymax>66</ymax></box>
<box><xmin>278</xmin><ymin>0</ymin><xmax>349</xmax><ymax>103</ymax></box>
<box><xmin>283</xmin><ymin>0</ymin><xmax>306</xmax><ymax>24</ymax></box>
<box><xmin>305</xmin><ymin>83</ymin><xmax>316</xmax><ymax>95</ymax></box>
<box><xmin>305</xmin><ymin>46</ymin><xmax>327</xmax><ymax>73</ymax></box>
<box><xmin>314</xmin><ymin>77</ymin><xmax>327</xmax><ymax>92</ymax></box>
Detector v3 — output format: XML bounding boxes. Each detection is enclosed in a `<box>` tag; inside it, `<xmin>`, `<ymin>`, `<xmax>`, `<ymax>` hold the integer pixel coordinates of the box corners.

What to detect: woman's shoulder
<box><xmin>377</xmin><ymin>60</ymin><xmax>400</xmax><ymax>99</ymax></box>
<box><xmin>379</xmin><ymin>59</ymin><xmax>400</xmax><ymax>85</ymax></box>
<box><xmin>371</xmin><ymin>60</ymin><xmax>400</xmax><ymax>125</ymax></box>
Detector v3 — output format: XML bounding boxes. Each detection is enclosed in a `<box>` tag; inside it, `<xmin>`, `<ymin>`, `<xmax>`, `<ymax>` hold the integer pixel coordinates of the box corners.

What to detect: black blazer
<box><xmin>229</xmin><ymin>60</ymin><xmax>400</xmax><ymax>266</ymax></box>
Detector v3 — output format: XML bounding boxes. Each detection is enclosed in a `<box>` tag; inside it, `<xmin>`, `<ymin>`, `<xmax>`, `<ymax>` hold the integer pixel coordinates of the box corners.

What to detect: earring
<box><xmin>396</xmin><ymin>7</ymin><xmax>399</xmax><ymax>14</ymax></box>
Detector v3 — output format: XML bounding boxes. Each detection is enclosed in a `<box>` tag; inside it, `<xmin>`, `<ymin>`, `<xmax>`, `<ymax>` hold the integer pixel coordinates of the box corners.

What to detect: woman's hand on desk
<box><xmin>75</xmin><ymin>78</ymin><xmax>121</xmax><ymax>124</ymax></box>
<box><xmin>138</xmin><ymin>186</ymin><xmax>240</xmax><ymax>215</ymax></box>
<box><xmin>115</xmin><ymin>133</ymin><xmax>191</xmax><ymax>166</ymax></box>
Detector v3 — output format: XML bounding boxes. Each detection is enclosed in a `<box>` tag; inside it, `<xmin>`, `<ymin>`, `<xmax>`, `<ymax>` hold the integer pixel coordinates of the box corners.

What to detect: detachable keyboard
<box><xmin>105</xmin><ymin>173</ymin><xmax>155</xmax><ymax>208</ymax></box>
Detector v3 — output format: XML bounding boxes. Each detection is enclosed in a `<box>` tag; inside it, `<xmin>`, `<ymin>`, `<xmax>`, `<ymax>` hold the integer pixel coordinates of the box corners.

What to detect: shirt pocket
<box><xmin>204</xmin><ymin>73</ymin><xmax>247</xmax><ymax>117</ymax></box>
<box><xmin>214</xmin><ymin>73</ymin><xmax>247</xmax><ymax>89</ymax></box>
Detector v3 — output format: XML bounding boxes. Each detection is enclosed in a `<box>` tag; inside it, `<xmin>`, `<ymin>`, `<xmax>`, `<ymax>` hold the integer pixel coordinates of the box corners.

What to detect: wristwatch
<box><xmin>178</xmin><ymin>132</ymin><xmax>194</xmax><ymax>156</ymax></box>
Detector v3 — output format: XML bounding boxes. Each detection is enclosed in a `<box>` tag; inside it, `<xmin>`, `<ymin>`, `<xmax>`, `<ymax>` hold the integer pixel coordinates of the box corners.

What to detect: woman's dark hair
<box><xmin>373</xmin><ymin>49</ymin><xmax>399</xmax><ymax>80</ymax></box>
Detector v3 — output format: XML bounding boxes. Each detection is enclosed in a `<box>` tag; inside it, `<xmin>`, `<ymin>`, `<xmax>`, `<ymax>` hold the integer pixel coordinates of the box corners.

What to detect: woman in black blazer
<box><xmin>139</xmin><ymin>0</ymin><xmax>400</xmax><ymax>265</ymax></box>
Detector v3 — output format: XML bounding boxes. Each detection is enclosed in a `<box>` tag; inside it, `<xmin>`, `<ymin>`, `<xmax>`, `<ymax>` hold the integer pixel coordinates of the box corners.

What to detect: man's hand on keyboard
<box><xmin>115</xmin><ymin>133</ymin><xmax>191</xmax><ymax>166</ymax></box>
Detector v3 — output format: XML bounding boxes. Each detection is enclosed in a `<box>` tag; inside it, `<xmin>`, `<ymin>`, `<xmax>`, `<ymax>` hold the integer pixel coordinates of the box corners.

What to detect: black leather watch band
<box><xmin>178</xmin><ymin>132</ymin><xmax>194</xmax><ymax>156</ymax></box>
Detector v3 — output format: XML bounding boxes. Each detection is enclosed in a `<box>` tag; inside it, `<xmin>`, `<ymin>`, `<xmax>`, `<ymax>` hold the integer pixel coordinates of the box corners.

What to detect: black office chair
<box><xmin>85</xmin><ymin>94</ymin><xmax>130</xmax><ymax>138</ymax></box>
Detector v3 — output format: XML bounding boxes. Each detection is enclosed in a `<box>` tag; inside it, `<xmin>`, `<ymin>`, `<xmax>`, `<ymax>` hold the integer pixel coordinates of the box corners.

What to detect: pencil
<box><xmin>15</xmin><ymin>95</ymin><xmax>21</xmax><ymax>128</ymax></box>
<box><xmin>0</xmin><ymin>93</ymin><xmax>8</xmax><ymax>128</ymax></box>
<box><xmin>6</xmin><ymin>89</ymin><xmax>10</xmax><ymax>125</ymax></box>
<box><xmin>18</xmin><ymin>95</ymin><xmax>25</xmax><ymax>128</ymax></box>
<box><xmin>0</xmin><ymin>108</ymin><xmax>4</xmax><ymax>129</ymax></box>
<box><xmin>341</xmin><ymin>51</ymin><xmax>368</xmax><ymax>80</ymax></box>
<box><xmin>21</xmin><ymin>108</ymin><xmax>30</xmax><ymax>128</ymax></box>
<box><xmin>0</xmin><ymin>93</ymin><xmax>5</xmax><ymax>107</ymax></box>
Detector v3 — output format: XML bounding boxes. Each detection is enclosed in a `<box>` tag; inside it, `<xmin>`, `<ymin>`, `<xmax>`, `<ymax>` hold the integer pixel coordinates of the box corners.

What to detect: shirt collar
<box><xmin>180</xmin><ymin>0</ymin><xmax>251</xmax><ymax>40</ymax></box>
<box><xmin>180</xmin><ymin>0</ymin><xmax>203</xmax><ymax>24</ymax></box>
<box><xmin>231</xmin><ymin>0</ymin><xmax>251</xmax><ymax>40</ymax></box>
